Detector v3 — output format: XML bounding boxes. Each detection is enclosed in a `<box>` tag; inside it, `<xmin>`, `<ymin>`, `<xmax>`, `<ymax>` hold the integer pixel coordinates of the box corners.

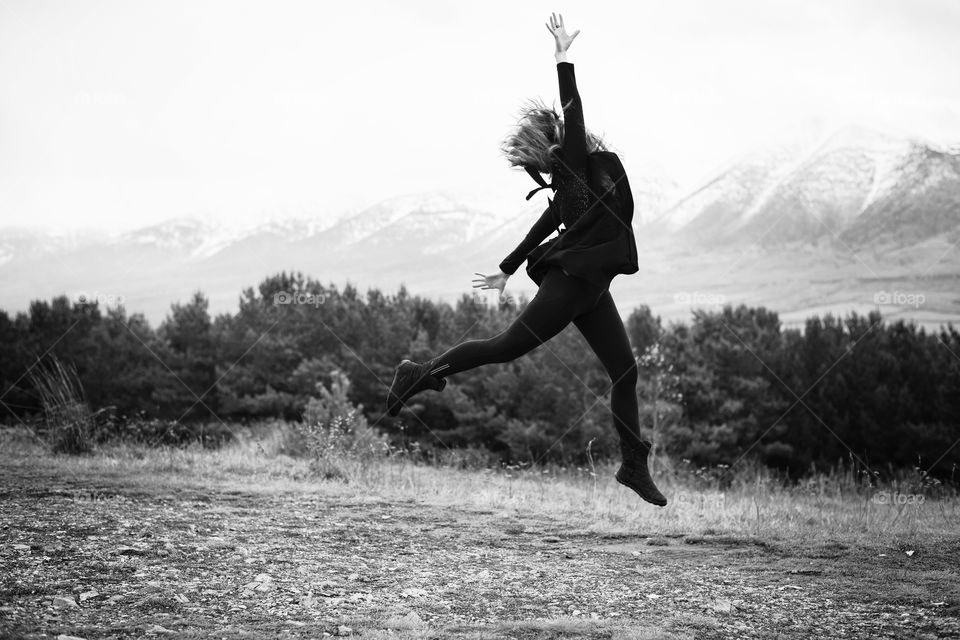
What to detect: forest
<box><xmin>2</xmin><ymin>270</ymin><xmax>958</xmax><ymax>480</ymax></box>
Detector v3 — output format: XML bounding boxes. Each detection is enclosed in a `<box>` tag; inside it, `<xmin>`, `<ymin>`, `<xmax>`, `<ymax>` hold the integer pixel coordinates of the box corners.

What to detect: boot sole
<box><xmin>615</xmin><ymin>473</ymin><xmax>668</xmax><ymax>507</ymax></box>
<box><xmin>386</xmin><ymin>361</ymin><xmax>413</xmax><ymax>417</ymax></box>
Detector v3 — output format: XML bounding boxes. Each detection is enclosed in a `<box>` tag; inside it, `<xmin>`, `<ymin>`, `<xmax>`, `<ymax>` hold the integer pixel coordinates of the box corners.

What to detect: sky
<box><xmin>1</xmin><ymin>0</ymin><xmax>959</xmax><ymax>232</ymax></box>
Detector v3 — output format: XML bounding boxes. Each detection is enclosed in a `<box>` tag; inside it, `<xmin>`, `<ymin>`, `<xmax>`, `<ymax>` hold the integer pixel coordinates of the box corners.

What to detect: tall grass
<box><xmin>26</xmin><ymin>355</ymin><xmax>95</xmax><ymax>454</ymax></box>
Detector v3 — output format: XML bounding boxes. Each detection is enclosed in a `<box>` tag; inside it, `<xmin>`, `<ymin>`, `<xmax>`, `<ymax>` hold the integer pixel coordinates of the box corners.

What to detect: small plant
<box><xmin>292</xmin><ymin>369</ymin><xmax>389</xmax><ymax>480</ymax></box>
<box><xmin>26</xmin><ymin>355</ymin><xmax>94</xmax><ymax>454</ymax></box>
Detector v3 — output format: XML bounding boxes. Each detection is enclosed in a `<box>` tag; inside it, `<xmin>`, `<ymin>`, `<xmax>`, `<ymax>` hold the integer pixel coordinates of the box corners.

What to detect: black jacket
<box><xmin>498</xmin><ymin>62</ymin><xmax>639</xmax><ymax>290</ymax></box>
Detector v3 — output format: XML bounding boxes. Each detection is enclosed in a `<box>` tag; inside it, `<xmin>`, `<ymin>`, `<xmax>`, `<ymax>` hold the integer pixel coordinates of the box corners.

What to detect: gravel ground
<box><xmin>1</xmin><ymin>455</ymin><xmax>958</xmax><ymax>639</ymax></box>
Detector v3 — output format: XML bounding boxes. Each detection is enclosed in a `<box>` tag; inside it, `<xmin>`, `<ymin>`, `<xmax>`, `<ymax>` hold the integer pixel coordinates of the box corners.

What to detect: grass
<box><xmin>24</xmin><ymin>355</ymin><xmax>96</xmax><ymax>454</ymax></box>
<box><xmin>3</xmin><ymin>423</ymin><xmax>953</xmax><ymax>546</ymax></box>
<box><xmin>1</xmin><ymin>424</ymin><xmax>958</xmax><ymax>639</ymax></box>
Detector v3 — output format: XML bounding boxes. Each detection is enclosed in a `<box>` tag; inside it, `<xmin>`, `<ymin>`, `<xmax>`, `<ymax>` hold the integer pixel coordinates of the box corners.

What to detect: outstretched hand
<box><xmin>473</xmin><ymin>271</ymin><xmax>509</xmax><ymax>299</ymax></box>
<box><xmin>545</xmin><ymin>12</ymin><xmax>579</xmax><ymax>54</ymax></box>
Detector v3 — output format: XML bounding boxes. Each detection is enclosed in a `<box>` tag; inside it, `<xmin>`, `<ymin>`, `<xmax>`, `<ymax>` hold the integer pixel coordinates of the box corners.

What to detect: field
<box><xmin>1</xmin><ymin>427</ymin><xmax>958</xmax><ymax>640</ymax></box>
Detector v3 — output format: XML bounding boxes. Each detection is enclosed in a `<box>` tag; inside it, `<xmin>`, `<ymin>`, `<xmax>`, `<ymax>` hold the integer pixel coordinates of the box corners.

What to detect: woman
<box><xmin>387</xmin><ymin>13</ymin><xmax>666</xmax><ymax>507</ymax></box>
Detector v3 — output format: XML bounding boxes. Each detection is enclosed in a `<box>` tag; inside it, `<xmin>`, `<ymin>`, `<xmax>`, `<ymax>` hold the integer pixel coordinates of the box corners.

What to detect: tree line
<box><xmin>1</xmin><ymin>271</ymin><xmax>958</xmax><ymax>478</ymax></box>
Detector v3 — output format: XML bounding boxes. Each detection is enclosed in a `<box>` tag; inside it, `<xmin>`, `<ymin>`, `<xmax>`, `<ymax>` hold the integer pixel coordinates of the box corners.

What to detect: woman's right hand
<box><xmin>545</xmin><ymin>12</ymin><xmax>579</xmax><ymax>54</ymax></box>
<box><xmin>473</xmin><ymin>271</ymin><xmax>510</xmax><ymax>299</ymax></box>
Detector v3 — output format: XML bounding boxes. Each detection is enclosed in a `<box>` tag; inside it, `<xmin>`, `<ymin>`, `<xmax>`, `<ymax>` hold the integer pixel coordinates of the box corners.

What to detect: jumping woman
<box><xmin>387</xmin><ymin>13</ymin><xmax>666</xmax><ymax>507</ymax></box>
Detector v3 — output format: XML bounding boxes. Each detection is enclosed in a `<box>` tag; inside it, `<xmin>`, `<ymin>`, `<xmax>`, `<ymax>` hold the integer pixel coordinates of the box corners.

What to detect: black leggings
<box><xmin>426</xmin><ymin>267</ymin><xmax>643</xmax><ymax>448</ymax></box>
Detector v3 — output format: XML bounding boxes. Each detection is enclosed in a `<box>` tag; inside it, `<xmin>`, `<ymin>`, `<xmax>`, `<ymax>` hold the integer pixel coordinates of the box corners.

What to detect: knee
<box><xmin>613</xmin><ymin>361</ymin><xmax>639</xmax><ymax>388</ymax></box>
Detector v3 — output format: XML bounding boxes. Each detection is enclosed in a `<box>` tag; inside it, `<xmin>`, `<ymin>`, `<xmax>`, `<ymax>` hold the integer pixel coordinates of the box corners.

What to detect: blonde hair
<box><xmin>500</xmin><ymin>97</ymin><xmax>609</xmax><ymax>175</ymax></box>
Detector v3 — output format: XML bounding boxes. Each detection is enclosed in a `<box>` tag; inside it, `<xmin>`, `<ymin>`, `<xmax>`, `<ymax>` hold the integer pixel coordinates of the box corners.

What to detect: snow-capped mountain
<box><xmin>841</xmin><ymin>143</ymin><xmax>960</xmax><ymax>246</ymax></box>
<box><xmin>2</xmin><ymin>124</ymin><xmax>959</xmax><ymax>330</ymax></box>
<box><xmin>650</xmin><ymin>124</ymin><xmax>959</xmax><ymax>247</ymax></box>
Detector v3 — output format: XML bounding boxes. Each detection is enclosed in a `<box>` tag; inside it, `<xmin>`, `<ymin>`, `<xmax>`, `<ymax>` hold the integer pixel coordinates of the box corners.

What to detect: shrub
<box><xmin>26</xmin><ymin>355</ymin><xmax>95</xmax><ymax>454</ymax></box>
<box><xmin>291</xmin><ymin>369</ymin><xmax>389</xmax><ymax>479</ymax></box>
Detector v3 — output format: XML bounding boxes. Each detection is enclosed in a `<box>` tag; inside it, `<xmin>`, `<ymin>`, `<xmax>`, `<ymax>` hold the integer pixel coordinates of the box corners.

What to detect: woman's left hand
<box><xmin>545</xmin><ymin>12</ymin><xmax>579</xmax><ymax>54</ymax></box>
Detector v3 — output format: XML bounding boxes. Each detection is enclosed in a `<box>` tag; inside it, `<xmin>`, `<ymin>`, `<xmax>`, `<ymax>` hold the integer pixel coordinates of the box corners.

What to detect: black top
<box><xmin>499</xmin><ymin>62</ymin><xmax>639</xmax><ymax>290</ymax></box>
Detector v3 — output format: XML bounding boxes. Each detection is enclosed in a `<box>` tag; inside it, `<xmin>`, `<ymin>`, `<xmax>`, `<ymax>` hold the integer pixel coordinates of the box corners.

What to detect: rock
<box><xmin>115</xmin><ymin>546</ymin><xmax>146</xmax><ymax>556</ymax></box>
<box><xmin>57</xmin><ymin>635</ymin><xmax>87</xmax><ymax>640</ymax></box>
<box><xmin>711</xmin><ymin>599</ymin><xmax>734</xmax><ymax>613</ymax></box>
<box><xmin>384</xmin><ymin>611</ymin><xmax>426</xmax><ymax>630</ymax></box>
<box><xmin>401</xmin><ymin>587</ymin><xmax>428</xmax><ymax>598</ymax></box>
<box><xmin>145</xmin><ymin>624</ymin><xmax>174</xmax><ymax>634</ymax></box>
<box><xmin>254</xmin><ymin>582</ymin><xmax>275</xmax><ymax>592</ymax></box>
<box><xmin>52</xmin><ymin>596</ymin><xmax>79</xmax><ymax>610</ymax></box>
<box><xmin>205</xmin><ymin>537</ymin><xmax>235</xmax><ymax>549</ymax></box>
<box><xmin>254</xmin><ymin>573</ymin><xmax>272</xmax><ymax>582</ymax></box>
<box><xmin>401</xmin><ymin>612</ymin><xmax>426</xmax><ymax>629</ymax></box>
<box><xmin>336</xmin><ymin>625</ymin><xmax>353</xmax><ymax>636</ymax></box>
<box><xmin>116</xmin><ymin>546</ymin><xmax>148</xmax><ymax>556</ymax></box>
<box><xmin>78</xmin><ymin>590</ymin><xmax>99</xmax><ymax>602</ymax></box>
<box><xmin>174</xmin><ymin>593</ymin><xmax>190</xmax><ymax>603</ymax></box>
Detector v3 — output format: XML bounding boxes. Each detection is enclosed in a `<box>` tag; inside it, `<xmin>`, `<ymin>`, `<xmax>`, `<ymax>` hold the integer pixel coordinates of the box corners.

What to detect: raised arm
<box><xmin>547</xmin><ymin>13</ymin><xmax>586</xmax><ymax>172</ymax></box>
<box><xmin>498</xmin><ymin>201</ymin><xmax>561</xmax><ymax>276</ymax></box>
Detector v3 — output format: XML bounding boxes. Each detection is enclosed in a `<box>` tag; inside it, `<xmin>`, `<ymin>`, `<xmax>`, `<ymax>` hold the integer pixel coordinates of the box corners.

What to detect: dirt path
<box><xmin>1</xmin><ymin>456</ymin><xmax>957</xmax><ymax>639</ymax></box>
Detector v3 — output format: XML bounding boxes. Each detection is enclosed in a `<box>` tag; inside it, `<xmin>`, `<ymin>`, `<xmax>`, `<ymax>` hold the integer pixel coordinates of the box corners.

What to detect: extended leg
<box><xmin>573</xmin><ymin>291</ymin><xmax>667</xmax><ymax>506</ymax></box>
<box><xmin>387</xmin><ymin>268</ymin><xmax>599</xmax><ymax>416</ymax></box>
<box><xmin>426</xmin><ymin>268</ymin><xmax>599</xmax><ymax>379</ymax></box>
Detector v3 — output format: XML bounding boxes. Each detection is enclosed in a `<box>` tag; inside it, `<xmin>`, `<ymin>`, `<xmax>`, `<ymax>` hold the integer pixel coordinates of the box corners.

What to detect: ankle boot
<box><xmin>386</xmin><ymin>359</ymin><xmax>446</xmax><ymax>416</ymax></box>
<box><xmin>615</xmin><ymin>437</ymin><xmax>667</xmax><ymax>507</ymax></box>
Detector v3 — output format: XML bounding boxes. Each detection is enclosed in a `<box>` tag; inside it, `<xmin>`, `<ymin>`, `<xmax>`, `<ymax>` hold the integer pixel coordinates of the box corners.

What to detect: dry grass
<box><xmin>24</xmin><ymin>355</ymin><xmax>96</xmax><ymax>454</ymax></box>
<box><xmin>3</xmin><ymin>423</ymin><xmax>956</xmax><ymax>548</ymax></box>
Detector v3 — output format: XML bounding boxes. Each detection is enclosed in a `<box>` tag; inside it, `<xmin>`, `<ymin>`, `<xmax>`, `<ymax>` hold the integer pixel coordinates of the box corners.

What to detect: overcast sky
<box><xmin>2</xmin><ymin>0</ymin><xmax>959</xmax><ymax>232</ymax></box>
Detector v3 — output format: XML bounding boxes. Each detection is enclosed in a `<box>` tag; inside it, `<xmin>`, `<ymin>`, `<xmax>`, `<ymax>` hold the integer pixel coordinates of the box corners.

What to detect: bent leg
<box><xmin>427</xmin><ymin>269</ymin><xmax>596</xmax><ymax>379</ymax></box>
<box><xmin>572</xmin><ymin>290</ymin><xmax>643</xmax><ymax>447</ymax></box>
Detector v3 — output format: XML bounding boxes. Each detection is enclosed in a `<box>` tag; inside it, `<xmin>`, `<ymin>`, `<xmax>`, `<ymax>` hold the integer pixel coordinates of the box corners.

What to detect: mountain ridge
<box><xmin>2</xmin><ymin>124</ymin><xmax>958</xmax><ymax>329</ymax></box>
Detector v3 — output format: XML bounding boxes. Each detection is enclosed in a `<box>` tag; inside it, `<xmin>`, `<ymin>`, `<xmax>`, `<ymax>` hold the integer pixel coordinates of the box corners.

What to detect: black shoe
<box><xmin>615</xmin><ymin>438</ymin><xmax>667</xmax><ymax>507</ymax></box>
<box><xmin>386</xmin><ymin>359</ymin><xmax>446</xmax><ymax>417</ymax></box>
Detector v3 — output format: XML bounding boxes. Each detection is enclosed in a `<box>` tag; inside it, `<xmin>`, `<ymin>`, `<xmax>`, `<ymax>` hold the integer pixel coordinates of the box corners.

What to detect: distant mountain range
<box><xmin>650</xmin><ymin>125</ymin><xmax>960</xmax><ymax>247</ymax></box>
<box><xmin>2</xmin><ymin>124</ymin><xmax>959</xmax><ymax>331</ymax></box>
